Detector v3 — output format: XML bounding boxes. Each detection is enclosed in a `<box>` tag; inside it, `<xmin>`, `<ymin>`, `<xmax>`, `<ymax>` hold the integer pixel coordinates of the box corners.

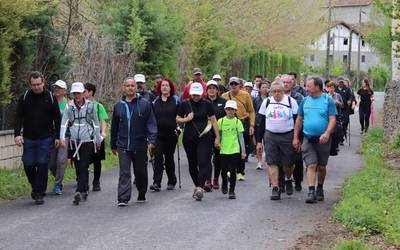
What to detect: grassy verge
<box><xmin>0</xmin><ymin>148</ymin><xmax>118</xmax><ymax>200</ymax></box>
<box><xmin>332</xmin><ymin>127</ymin><xmax>400</xmax><ymax>246</ymax></box>
<box><xmin>330</xmin><ymin>240</ymin><xmax>378</xmax><ymax>250</ymax></box>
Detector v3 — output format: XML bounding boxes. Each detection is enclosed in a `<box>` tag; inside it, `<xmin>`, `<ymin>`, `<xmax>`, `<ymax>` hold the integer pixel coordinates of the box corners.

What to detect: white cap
<box><xmin>189</xmin><ymin>82</ymin><xmax>204</xmax><ymax>95</ymax></box>
<box><xmin>244</xmin><ymin>82</ymin><xmax>253</xmax><ymax>88</ymax></box>
<box><xmin>53</xmin><ymin>80</ymin><xmax>67</xmax><ymax>89</ymax></box>
<box><xmin>206</xmin><ymin>80</ymin><xmax>218</xmax><ymax>88</ymax></box>
<box><xmin>70</xmin><ymin>82</ymin><xmax>85</xmax><ymax>93</ymax></box>
<box><xmin>134</xmin><ymin>74</ymin><xmax>146</xmax><ymax>83</ymax></box>
<box><xmin>225</xmin><ymin>100</ymin><xmax>238</xmax><ymax>110</ymax></box>
<box><xmin>212</xmin><ymin>74</ymin><xmax>222</xmax><ymax>80</ymax></box>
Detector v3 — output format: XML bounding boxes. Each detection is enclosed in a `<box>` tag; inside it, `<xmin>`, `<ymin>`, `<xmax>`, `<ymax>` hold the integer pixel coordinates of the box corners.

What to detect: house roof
<box><xmin>332</xmin><ymin>0</ymin><xmax>372</xmax><ymax>7</ymax></box>
<box><xmin>325</xmin><ymin>21</ymin><xmax>364</xmax><ymax>37</ymax></box>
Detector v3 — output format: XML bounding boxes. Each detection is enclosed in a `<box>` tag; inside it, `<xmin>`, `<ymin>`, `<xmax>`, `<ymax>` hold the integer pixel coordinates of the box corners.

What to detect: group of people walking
<box><xmin>14</xmin><ymin>69</ymin><xmax>373</xmax><ymax>206</ymax></box>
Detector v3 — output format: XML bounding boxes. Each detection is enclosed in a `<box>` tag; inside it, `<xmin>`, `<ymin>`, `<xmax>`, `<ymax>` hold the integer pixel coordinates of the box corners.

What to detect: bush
<box><xmin>332</xmin><ymin>240</ymin><xmax>377</xmax><ymax>250</ymax></box>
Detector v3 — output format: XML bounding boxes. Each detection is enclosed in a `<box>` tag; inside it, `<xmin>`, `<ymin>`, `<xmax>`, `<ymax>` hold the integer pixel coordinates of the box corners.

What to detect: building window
<box><xmin>362</xmin><ymin>40</ymin><xmax>365</xmax><ymax>46</ymax></box>
<box><xmin>310</xmin><ymin>55</ymin><xmax>315</xmax><ymax>62</ymax></box>
<box><xmin>361</xmin><ymin>55</ymin><xmax>366</xmax><ymax>63</ymax></box>
<box><xmin>344</xmin><ymin>38</ymin><xmax>348</xmax><ymax>45</ymax></box>
<box><xmin>343</xmin><ymin>55</ymin><xmax>348</xmax><ymax>64</ymax></box>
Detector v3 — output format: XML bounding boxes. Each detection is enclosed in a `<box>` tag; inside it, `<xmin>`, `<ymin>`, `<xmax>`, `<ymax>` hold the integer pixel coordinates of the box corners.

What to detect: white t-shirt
<box><xmin>258</xmin><ymin>95</ymin><xmax>299</xmax><ymax>133</ymax></box>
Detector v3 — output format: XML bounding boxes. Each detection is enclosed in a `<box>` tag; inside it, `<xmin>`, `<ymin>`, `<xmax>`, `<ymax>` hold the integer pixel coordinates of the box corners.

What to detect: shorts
<box><xmin>90</xmin><ymin>140</ymin><xmax>106</xmax><ymax>163</ymax></box>
<box><xmin>264</xmin><ymin>130</ymin><xmax>294</xmax><ymax>168</ymax></box>
<box><xmin>302</xmin><ymin>137</ymin><xmax>331</xmax><ymax>167</ymax></box>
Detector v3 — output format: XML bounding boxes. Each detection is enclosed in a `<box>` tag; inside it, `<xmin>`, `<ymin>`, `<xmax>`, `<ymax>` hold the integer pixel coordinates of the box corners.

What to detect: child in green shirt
<box><xmin>217</xmin><ymin>100</ymin><xmax>246</xmax><ymax>199</ymax></box>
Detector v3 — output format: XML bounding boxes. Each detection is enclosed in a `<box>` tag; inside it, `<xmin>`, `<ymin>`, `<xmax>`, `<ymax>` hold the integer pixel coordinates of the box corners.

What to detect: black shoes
<box><xmin>73</xmin><ymin>192</ymin><xmax>81</xmax><ymax>205</ymax></box>
<box><xmin>35</xmin><ymin>194</ymin><xmax>44</xmax><ymax>205</ymax></box>
<box><xmin>306</xmin><ymin>190</ymin><xmax>317</xmax><ymax>204</ymax></box>
<box><xmin>270</xmin><ymin>187</ymin><xmax>281</xmax><ymax>200</ymax></box>
<box><xmin>221</xmin><ymin>184</ymin><xmax>228</xmax><ymax>195</ymax></box>
<box><xmin>137</xmin><ymin>193</ymin><xmax>146</xmax><ymax>203</ymax></box>
<box><xmin>167</xmin><ymin>184</ymin><xmax>175</xmax><ymax>190</ymax></box>
<box><xmin>316</xmin><ymin>187</ymin><xmax>324</xmax><ymax>201</ymax></box>
<box><xmin>285</xmin><ymin>180</ymin><xmax>294</xmax><ymax>195</ymax></box>
<box><xmin>228</xmin><ymin>191</ymin><xmax>236</xmax><ymax>199</ymax></box>
<box><xmin>295</xmin><ymin>182</ymin><xmax>302</xmax><ymax>192</ymax></box>
<box><xmin>92</xmin><ymin>182</ymin><xmax>101</xmax><ymax>192</ymax></box>
<box><xmin>149</xmin><ymin>183</ymin><xmax>161</xmax><ymax>192</ymax></box>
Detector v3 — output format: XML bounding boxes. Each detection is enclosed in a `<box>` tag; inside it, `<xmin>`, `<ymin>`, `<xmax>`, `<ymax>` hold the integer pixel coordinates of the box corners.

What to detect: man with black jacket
<box><xmin>14</xmin><ymin>71</ymin><xmax>61</xmax><ymax>205</ymax></box>
<box><xmin>335</xmin><ymin>78</ymin><xmax>352</xmax><ymax>144</ymax></box>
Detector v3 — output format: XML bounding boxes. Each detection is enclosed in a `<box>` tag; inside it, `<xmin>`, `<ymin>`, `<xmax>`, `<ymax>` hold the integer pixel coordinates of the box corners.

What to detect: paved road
<box><xmin>0</xmin><ymin>93</ymin><xmax>384</xmax><ymax>250</ymax></box>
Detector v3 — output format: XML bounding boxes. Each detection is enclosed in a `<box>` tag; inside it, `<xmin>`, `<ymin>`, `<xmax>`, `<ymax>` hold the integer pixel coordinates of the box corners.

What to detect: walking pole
<box><xmin>348</xmin><ymin>118</ymin><xmax>351</xmax><ymax>146</ymax></box>
<box><xmin>176</xmin><ymin>127</ymin><xmax>182</xmax><ymax>189</ymax></box>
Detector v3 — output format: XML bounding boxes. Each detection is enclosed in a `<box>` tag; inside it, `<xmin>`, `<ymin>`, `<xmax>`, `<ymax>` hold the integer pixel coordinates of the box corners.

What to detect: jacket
<box><xmin>110</xmin><ymin>95</ymin><xmax>157</xmax><ymax>152</ymax></box>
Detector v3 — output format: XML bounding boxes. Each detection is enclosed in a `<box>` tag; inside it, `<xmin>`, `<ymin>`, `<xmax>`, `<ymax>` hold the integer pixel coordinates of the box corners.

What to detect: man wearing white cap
<box><xmin>176</xmin><ymin>82</ymin><xmax>220</xmax><ymax>201</ymax></box>
<box><xmin>134</xmin><ymin>73</ymin><xmax>156</xmax><ymax>102</ymax></box>
<box><xmin>48</xmin><ymin>80</ymin><xmax>69</xmax><ymax>195</ymax></box>
<box><xmin>60</xmin><ymin>82</ymin><xmax>102</xmax><ymax>205</ymax></box>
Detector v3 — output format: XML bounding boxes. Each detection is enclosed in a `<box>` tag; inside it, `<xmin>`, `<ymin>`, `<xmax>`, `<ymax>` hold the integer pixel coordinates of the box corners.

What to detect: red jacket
<box><xmin>181</xmin><ymin>80</ymin><xmax>207</xmax><ymax>101</ymax></box>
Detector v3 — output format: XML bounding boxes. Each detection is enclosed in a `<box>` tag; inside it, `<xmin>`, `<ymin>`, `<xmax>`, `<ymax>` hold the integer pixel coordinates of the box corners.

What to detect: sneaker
<box><xmin>117</xmin><ymin>201</ymin><xmax>128</xmax><ymax>207</ymax></box>
<box><xmin>221</xmin><ymin>184</ymin><xmax>228</xmax><ymax>195</ymax></box>
<box><xmin>279</xmin><ymin>184</ymin><xmax>285</xmax><ymax>193</ymax></box>
<box><xmin>237</xmin><ymin>173</ymin><xmax>245</xmax><ymax>181</ymax></box>
<box><xmin>285</xmin><ymin>180</ymin><xmax>294</xmax><ymax>195</ymax></box>
<box><xmin>82</xmin><ymin>192</ymin><xmax>88</xmax><ymax>201</ymax></box>
<box><xmin>137</xmin><ymin>193</ymin><xmax>146</xmax><ymax>203</ymax></box>
<box><xmin>270</xmin><ymin>187</ymin><xmax>281</xmax><ymax>200</ymax></box>
<box><xmin>295</xmin><ymin>182</ymin><xmax>302</xmax><ymax>192</ymax></box>
<box><xmin>73</xmin><ymin>192</ymin><xmax>81</xmax><ymax>205</ymax></box>
<box><xmin>194</xmin><ymin>187</ymin><xmax>204</xmax><ymax>201</ymax></box>
<box><xmin>150</xmin><ymin>183</ymin><xmax>161</xmax><ymax>192</ymax></box>
<box><xmin>256</xmin><ymin>163</ymin><xmax>263</xmax><ymax>170</ymax></box>
<box><xmin>53</xmin><ymin>185</ymin><xmax>62</xmax><ymax>195</ymax></box>
<box><xmin>316</xmin><ymin>187</ymin><xmax>324</xmax><ymax>201</ymax></box>
<box><xmin>167</xmin><ymin>184</ymin><xmax>175</xmax><ymax>190</ymax></box>
<box><xmin>228</xmin><ymin>191</ymin><xmax>236</xmax><ymax>199</ymax></box>
<box><xmin>92</xmin><ymin>183</ymin><xmax>101</xmax><ymax>192</ymax></box>
<box><xmin>360</xmin><ymin>130</ymin><xmax>364</xmax><ymax>135</ymax></box>
<box><xmin>204</xmin><ymin>180</ymin><xmax>213</xmax><ymax>192</ymax></box>
<box><xmin>35</xmin><ymin>194</ymin><xmax>44</xmax><ymax>205</ymax></box>
<box><xmin>305</xmin><ymin>191</ymin><xmax>317</xmax><ymax>204</ymax></box>
<box><xmin>212</xmin><ymin>178</ymin><xmax>219</xmax><ymax>190</ymax></box>
<box><xmin>31</xmin><ymin>192</ymin><xmax>37</xmax><ymax>201</ymax></box>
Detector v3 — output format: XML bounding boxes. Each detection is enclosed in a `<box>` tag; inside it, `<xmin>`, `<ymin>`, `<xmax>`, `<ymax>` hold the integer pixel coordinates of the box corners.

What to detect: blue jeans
<box><xmin>22</xmin><ymin>137</ymin><xmax>53</xmax><ymax>194</ymax></box>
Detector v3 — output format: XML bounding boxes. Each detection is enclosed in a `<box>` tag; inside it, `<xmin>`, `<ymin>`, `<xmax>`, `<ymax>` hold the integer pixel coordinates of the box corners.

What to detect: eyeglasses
<box><xmin>230</xmin><ymin>82</ymin><xmax>239</xmax><ymax>86</ymax></box>
<box><xmin>271</xmin><ymin>90</ymin><xmax>283</xmax><ymax>93</ymax></box>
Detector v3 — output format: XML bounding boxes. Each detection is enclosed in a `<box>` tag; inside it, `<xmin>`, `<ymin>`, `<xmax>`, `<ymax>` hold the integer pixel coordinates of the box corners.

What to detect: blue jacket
<box><xmin>110</xmin><ymin>95</ymin><xmax>157</xmax><ymax>152</ymax></box>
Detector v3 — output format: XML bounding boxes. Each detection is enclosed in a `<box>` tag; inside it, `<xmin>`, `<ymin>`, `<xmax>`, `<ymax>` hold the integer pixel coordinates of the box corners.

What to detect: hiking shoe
<box><xmin>31</xmin><ymin>192</ymin><xmax>37</xmax><ymax>201</ymax></box>
<box><xmin>137</xmin><ymin>193</ymin><xmax>146</xmax><ymax>203</ymax></box>
<box><xmin>194</xmin><ymin>187</ymin><xmax>204</xmax><ymax>201</ymax></box>
<box><xmin>270</xmin><ymin>187</ymin><xmax>281</xmax><ymax>200</ymax></box>
<box><xmin>53</xmin><ymin>185</ymin><xmax>62</xmax><ymax>195</ymax></box>
<box><xmin>167</xmin><ymin>184</ymin><xmax>175</xmax><ymax>190</ymax></box>
<box><xmin>316</xmin><ymin>188</ymin><xmax>324</xmax><ymax>201</ymax></box>
<box><xmin>212</xmin><ymin>178</ymin><xmax>219</xmax><ymax>190</ymax></box>
<box><xmin>73</xmin><ymin>192</ymin><xmax>81</xmax><ymax>205</ymax></box>
<box><xmin>305</xmin><ymin>191</ymin><xmax>317</xmax><ymax>204</ymax></box>
<box><xmin>295</xmin><ymin>182</ymin><xmax>302</xmax><ymax>192</ymax></box>
<box><xmin>285</xmin><ymin>180</ymin><xmax>294</xmax><ymax>195</ymax></box>
<box><xmin>117</xmin><ymin>201</ymin><xmax>128</xmax><ymax>207</ymax></box>
<box><xmin>237</xmin><ymin>173</ymin><xmax>245</xmax><ymax>181</ymax></box>
<box><xmin>228</xmin><ymin>191</ymin><xmax>236</xmax><ymax>199</ymax></box>
<box><xmin>35</xmin><ymin>194</ymin><xmax>44</xmax><ymax>205</ymax></box>
<box><xmin>256</xmin><ymin>163</ymin><xmax>263</xmax><ymax>170</ymax></box>
<box><xmin>92</xmin><ymin>183</ymin><xmax>101</xmax><ymax>192</ymax></box>
<box><xmin>82</xmin><ymin>192</ymin><xmax>88</xmax><ymax>201</ymax></box>
<box><xmin>204</xmin><ymin>179</ymin><xmax>213</xmax><ymax>192</ymax></box>
<box><xmin>279</xmin><ymin>184</ymin><xmax>285</xmax><ymax>193</ymax></box>
<box><xmin>221</xmin><ymin>184</ymin><xmax>228</xmax><ymax>195</ymax></box>
<box><xmin>150</xmin><ymin>183</ymin><xmax>161</xmax><ymax>192</ymax></box>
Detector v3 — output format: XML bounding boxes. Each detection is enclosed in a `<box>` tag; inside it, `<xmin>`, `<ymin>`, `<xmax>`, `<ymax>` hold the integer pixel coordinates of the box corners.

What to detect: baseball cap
<box><xmin>189</xmin><ymin>82</ymin><xmax>204</xmax><ymax>95</ymax></box>
<box><xmin>206</xmin><ymin>80</ymin><xmax>218</xmax><ymax>88</ymax></box>
<box><xmin>225</xmin><ymin>100</ymin><xmax>238</xmax><ymax>110</ymax></box>
<box><xmin>229</xmin><ymin>77</ymin><xmax>240</xmax><ymax>84</ymax></box>
<box><xmin>134</xmin><ymin>74</ymin><xmax>146</xmax><ymax>83</ymax></box>
<box><xmin>192</xmin><ymin>68</ymin><xmax>202</xmax><ymax>75</ymax></box>
<box><xmin>212</xmin><ymin>74</ymin><xmax>222</xmax><ymax>80</ymax></box>
<box><xmin>53</xmin><ymin>80</ymin><xmax>67</xmax><ymax>89</ymax></box>
<box><xmin>244</xmin><ymin>82</ymin><xmax>253</xmax><ymax>88</ymax></box>
<box><xmin>70</xmin><ymin>82</ymin><xmax>85</xmax><ymax>93</ymax></box>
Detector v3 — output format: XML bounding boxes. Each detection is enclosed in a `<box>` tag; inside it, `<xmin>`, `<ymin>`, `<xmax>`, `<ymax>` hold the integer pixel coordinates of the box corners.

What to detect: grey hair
<box><xmin>123</xmin><ymin>77</ymin><xmax>135</xmax><ymax>84</ymax></box>
<box><xmin>270</xmin><ymin>80</ymin><xmax>284</xmax><ymax>89</ymax></box>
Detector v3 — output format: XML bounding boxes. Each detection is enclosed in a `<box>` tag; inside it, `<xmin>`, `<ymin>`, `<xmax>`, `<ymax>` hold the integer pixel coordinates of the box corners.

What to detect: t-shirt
<box><xmin>258</xmin><ymin>95</ymin><xmax>298</xmax><ymax>133</ymax></box>
<box><xmin>357</xmin><ymin>89</ymin><xmax>374</xmax><ymax>107</ymax></box>
<box><xmin>93</xmin><ymin>100</ymin><xmax>109</xmax><ymax>121</ymax></box>
<box><xmin>178</xmin><ymin>99</ymin><xmax>215</xmax><ymax>140</ymax></box>
<box><xmin>218</xmin><ymin>116</ymin><xmax>244</xmax><ymax>155</ymax></box>
<box><xmin>58</xmin><ymin>98</ymin><xmax>67</xmax><ymax>115</ymax></box>
<box><xmin>298</xmin><ymin>93</ymin><xmax>337</xmax><ymax>137</ymax></box>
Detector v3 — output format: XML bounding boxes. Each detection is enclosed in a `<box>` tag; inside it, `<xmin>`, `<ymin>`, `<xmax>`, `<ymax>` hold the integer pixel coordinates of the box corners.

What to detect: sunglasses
<box><xmin>230</xmin><ymin>82</ymin><xmax>239</xmax><ymax>86</ymax></box>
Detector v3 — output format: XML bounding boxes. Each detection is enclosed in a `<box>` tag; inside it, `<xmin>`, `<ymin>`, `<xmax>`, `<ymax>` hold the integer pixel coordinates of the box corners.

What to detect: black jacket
<box><xmin>153</xmin><ymin>96</ymin><xmax>179</xmax><ymax>137</ymax></box>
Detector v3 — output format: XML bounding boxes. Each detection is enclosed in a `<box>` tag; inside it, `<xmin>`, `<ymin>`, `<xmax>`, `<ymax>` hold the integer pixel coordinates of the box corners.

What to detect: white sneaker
<box><xmin>256</xmin><ymin>163</ymin><xmax>263</xmax><ymax>170</ymax></box>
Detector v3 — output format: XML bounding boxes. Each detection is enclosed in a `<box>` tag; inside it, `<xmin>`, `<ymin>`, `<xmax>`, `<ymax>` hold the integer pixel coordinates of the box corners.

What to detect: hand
<box><xmin>256</xmin><ymin>142</ymin><xmax>263</xmax><ymax>154</ymax></box>
<box><xmin>15</xmin><ymin>136</ymin><xmax>24</xmax><ymax>147</ymax></box>
<box><xmin>319</xmin><ymin>132</ymin><xmax>330</xmax><ymax>144</ymax></box>
<box><xmin>249</xmin><ymin>126</ymin><xmax>255</xmax><ymax>136</ymax></box>
<box><xmin>148</xmin><ymin>143</ymin><xmax>156</xmax><ymax>151</ymax></box>
<box><xmin>214</xmin><ymin>138</ymin><xmax>220</xmax><ymax>150</ymax></box>
<box><xmin>59</xmin><ymin>139</ymin><xmax>66</xmax><ymax>148</ymax></box>
<box><xmin>175</xmin><ymin>127</ymin><xmax>182</xmax><ymax>136</ymax></box>
<box><xmin>96</xmin><ymin>144</ymin><xmax>101</xmax><ymax>150</ymax></box>
<box><xmin>54</xmin><ymin>139</ymin><xmax>60</xmax><ymax>148</ymax></box>
<box><xmin>112</xmin><ymin>149</ymin><xmax>118</xmax><ymax>155</ymax></box>
<box><xmin>241</xmin><ymin>153</ymin><xmax>247</xmax><ymax>160</ymax></box>
<box><xmin>293</xmin><ymin>138</ymin><xmax>301</xmax><ymax>152</ymax></box>
<box><xmin>185</xmin><ymin>112</ymin><xmax>194</xmax><ymax>122</ymax></box>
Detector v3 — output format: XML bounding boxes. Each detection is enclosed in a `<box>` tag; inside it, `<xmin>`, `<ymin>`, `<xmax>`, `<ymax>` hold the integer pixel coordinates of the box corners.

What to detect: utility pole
<box><xmin>347</xmin><ymin>30</ymin><xmax>353</xmax><ymax>77</ymax></box>
<box><xmin>325</xmin><ymin>0</ymin><xmax>332</xmax><ymax>79</ymax></box>
<box><xmin>356</xmin><ymin>6</ymin><xmax>362</xmax><ymax>89</ymax></box>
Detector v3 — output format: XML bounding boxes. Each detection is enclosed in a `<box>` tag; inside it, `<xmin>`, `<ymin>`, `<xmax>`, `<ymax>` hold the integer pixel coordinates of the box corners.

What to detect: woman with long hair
<box><xmin>357</xmin><ymin>79</ymin><xmax>374</xmax><ymax>134</ymax></box>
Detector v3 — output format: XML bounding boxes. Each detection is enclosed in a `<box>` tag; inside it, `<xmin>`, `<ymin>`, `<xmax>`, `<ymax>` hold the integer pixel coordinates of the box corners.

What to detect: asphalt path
<box><xmin>0</xmin><ymin>92</ymin><xmax>384</xmax><ymax>250</ymax></box>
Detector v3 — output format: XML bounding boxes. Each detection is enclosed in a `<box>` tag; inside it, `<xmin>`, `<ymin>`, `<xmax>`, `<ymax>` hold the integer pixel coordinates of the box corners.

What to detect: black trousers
<box><xmin>341</xmin><ymin>110</ymin><xmax>350</xmax><ymax>141</ymax></box>
<box><xmin>91</xmin><ymin>141</ymin><xmax>105</xmax><ymax>185</ymax></box>
<box><xmin>293</xmin><ymin>152</ymin><xmax>303</xmax><ymax>184</ymax></box>
<box><xmin>183</xmin><ymin>133</ymin><xmax>212</xmax><ymax>187</ymax></box>
<box><xmin>73</xmin><ymin>142</ymin><xmax>94</xmax><ymax>193</ymax></box>
<box><xmin>239</xmin><ymin>117</ymin><xmax>252</xmax><ymax>175</ymax></box>
<box><xmin>359</xmin><ymin>105</ymin><xmax>371</xmax><ymax>132</ymax></box>
<box><xmin>213</xmin><ymin>146</ymin><xmax>222</xmax><ymax>179</ymax></box>
<box><xmin>220</xmin><ymin>153</ymin><xmax>240</xmax><ymax>192</ymax></box>
<box><xmin>153</xmin><ymin>135</ymin><xmax>177</xmax><ymax>186</ymax></box>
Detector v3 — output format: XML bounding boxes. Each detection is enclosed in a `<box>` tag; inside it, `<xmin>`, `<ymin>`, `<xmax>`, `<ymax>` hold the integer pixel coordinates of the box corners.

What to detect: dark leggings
<box><xmin>73</xmin><ymin>142</ymin><xmax>94</xmax><ymax>193</ymax></box>
<box><xmin>153</xmin><ymin>135</ymin><xmax>177</xmax><ymax>186</ymax></box>
<box><xmin>220</xmin><ymin>153</ymin><xmax>240</xmax><ymax>191</ymax></box>
<box><xmin>183</xmin><ymin>133</ymin><xmax>212</xmax><ymax>187</ymax></box>
<box><xmin>359</xmin><ymin>105</ymin><xmax>371</xmax><ymax>132</ymax></box>
<box><xmin>213</xmin><ymin>147</ymin><xmax>222</xmax><ymax>179</ymax></box>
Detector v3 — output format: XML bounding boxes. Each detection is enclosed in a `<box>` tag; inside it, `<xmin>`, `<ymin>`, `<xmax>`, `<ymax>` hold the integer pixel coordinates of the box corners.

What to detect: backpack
<box><xmin>264</xmin><ymin>95</ymin><xmax>292</xmax><ymax>109</ymax></box>
<box><xmin>23</xmin><ymin>89</ymin><xmax>54</xmax><ymax>104</ymax></box>
<box><xmin>67</xmin><ymin>101</ymin><xmax>96</xmax><ymax>133</ymax></box>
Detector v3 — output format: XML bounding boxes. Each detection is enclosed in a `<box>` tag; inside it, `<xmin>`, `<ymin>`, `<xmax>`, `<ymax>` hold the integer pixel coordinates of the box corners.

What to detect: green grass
<box><xmin>333</xmin><ymin>128</ymin><xmax>400</xmax><ymax>246</ymax></box>
<box><xmin>0</xmin><ymin>148</ymin><xmax>118</xmax><ymax>200</ymax></box>
<box><xmin>330</xmin><ymin>240</ymin><xmax>378</xmax><ymax>250</ymax></box>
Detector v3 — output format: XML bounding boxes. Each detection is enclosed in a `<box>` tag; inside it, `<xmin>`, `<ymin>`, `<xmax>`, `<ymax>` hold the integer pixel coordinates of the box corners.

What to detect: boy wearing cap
<box><xmin>218</xmin><ymin>100</ymin><xmax>246</xmax><ymax>199</ymax></box>
<box><xmin>48</xmin><ymin>80</ymin><xmax>69</xmax><ymax>195</ymax></box>
<box><xmin>60</xmin><ymin>82</ymin><xmax>102</xmax><ymax>205</ymax></box>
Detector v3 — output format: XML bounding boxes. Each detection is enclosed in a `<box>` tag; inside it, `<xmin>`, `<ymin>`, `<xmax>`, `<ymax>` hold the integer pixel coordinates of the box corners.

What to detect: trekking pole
<box><xmin>176</xmin><ymin>127</ymin><xmax>182</xmax><ymax>189</ymax></box>
<box><xmin>348</xmin><ymin>118</ymin><xmax>351</xmax><ymax>147</ymax></box>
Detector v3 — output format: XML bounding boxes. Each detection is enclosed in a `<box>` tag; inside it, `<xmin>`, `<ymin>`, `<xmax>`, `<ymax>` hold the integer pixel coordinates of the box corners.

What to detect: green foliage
<box><xmin>331</xmin><ymin>61</ymin><xmax>346</xmax><ymax>77</ymax></box>
<box><xmin>365</xmin><ymin>19</ymin><xmax>392</xmax><ymax>64</ymax></box>
<box><xmin>334</xmin><ymin>128</ymin><xmax>400</xmax><ymax>246</ymax></box>
<box><xmin>331</xmin><ymin>240</ymin><xmax>377</xmax><ymax>250</ymax></box>
<box><xmin>369</xmin><ymin>66</ymin><xmax>390</xmax><ymax>91</ymax></box>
